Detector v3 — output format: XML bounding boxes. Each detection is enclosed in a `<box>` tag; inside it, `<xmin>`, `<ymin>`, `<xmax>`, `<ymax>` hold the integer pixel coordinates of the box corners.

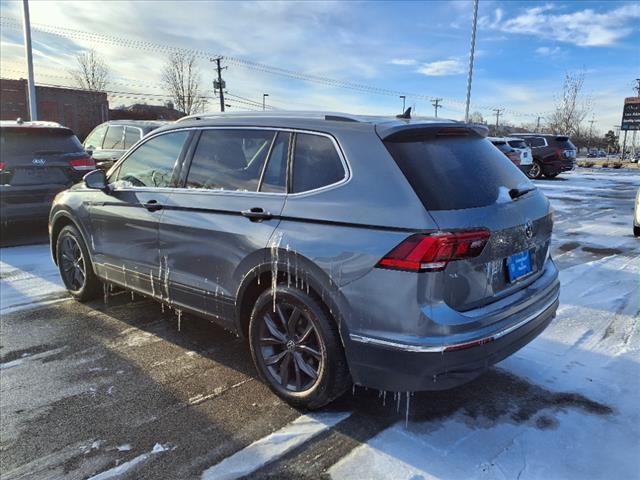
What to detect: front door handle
<box><xmin>241</xmin><ymin>207</ymin><xmax>272</xmax><ymax>221</ymax></box>
<box><xmin>144</xmin><ymin>199</ymin><xmax>163</xmax><ymax>212</ymax></box>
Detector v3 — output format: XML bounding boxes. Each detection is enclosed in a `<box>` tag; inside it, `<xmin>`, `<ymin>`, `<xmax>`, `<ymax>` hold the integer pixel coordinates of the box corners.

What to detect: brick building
<box><xmin>0</xmin><ymin>78</ymin><xmax>109</xmax><ymax>140</ymax></box>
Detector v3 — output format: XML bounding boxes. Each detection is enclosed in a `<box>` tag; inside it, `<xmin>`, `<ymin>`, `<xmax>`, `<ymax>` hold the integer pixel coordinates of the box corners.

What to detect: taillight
<box><xmin>376</xmin><ymin>230</ymin><xmax>491</xmax><ymax>272</ymax></box>
<box><xmin>69</xmin><ymin>157</ymin><xmax>96</xmax><ymax>171</ymax></box>
<box><xmin>507</xmin><ymin>151</ymin><xmax>521</xmax><ymax>165</ymax></box>
<box><xmin>555</xmin><ymin>148</ymin><xmax>564</xmax><ymax>160</ymax></box>
<box><xmin>0</xmin><ymin>162</ymin><xmax>5</xmax><ymax>171</ymax></box>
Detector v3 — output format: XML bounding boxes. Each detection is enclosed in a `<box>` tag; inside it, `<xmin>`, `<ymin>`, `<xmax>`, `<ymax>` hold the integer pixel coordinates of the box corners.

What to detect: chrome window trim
<box><xmin>349</xmin><ymin>293</ymin><xmax>558</xmax><ymax>353</ymax></box>
<box><xmin>108</xmin><ymin>126</ymin><xmax>352</xmax><ymax>197</ymax></box>
<box><xmin>124</xmin><ymin>126</ymin><xmax>144</xmax><ymax>149</ymax></box>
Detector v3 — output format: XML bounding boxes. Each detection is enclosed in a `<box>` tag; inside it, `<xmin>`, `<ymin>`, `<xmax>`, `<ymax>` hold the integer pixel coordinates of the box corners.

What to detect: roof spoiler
<box><xmin>377</xmin><ymin>122</ymin><xmax>489</xmax><ymax>141</ymax></box>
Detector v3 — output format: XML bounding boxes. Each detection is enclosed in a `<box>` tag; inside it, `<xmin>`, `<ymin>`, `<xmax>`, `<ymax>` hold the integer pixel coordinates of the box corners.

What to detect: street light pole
<box><xmin>399</xmin><ymin>95</ymin><xmax>406</xmax><ymax>113</ymax></box>
<box><xmin>262</xmin><ymin>93</ymin><xmax>269</xmax><ymax>111</ymax></box>
<box><xmin>464</xmin><ymin>0</ymin><xmax>479</xmax><ymax>123</ymax></box>
<box><xmin>22</xmin><ymin>0</ymin><xmax>37</xmax><ymax>121</ymax></box>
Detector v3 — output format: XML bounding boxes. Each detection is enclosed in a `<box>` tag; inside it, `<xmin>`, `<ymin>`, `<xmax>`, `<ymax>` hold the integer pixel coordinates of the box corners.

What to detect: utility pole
<box><xmin>262</xmin><ymin>93</ymin><xmax>269</xmax><ymax>111</ymax></box>
<box><xmin>493</xmin><ymin>108</ymin><xmax>503</xmax><ymax>130</ymax></box>
<box><xmin>211</xmin><ymin>57</ymin><xmax>226</xmax><ymax>112</ymax></box>
<box><xmin>464</xmin><ymin>0</ymin><xmax>479</xmax><ymax>123</ymax></box>
<box><xmin>431</xmin><ymin>98</ymin><xmax>442</xmax><ymax>118</ymax></box>
<box><xmin>399</xmin><ymin>95</ymin><xmax>406</xmax><ymax>113</ymax></box>
<box><xmin>634</xmin><ymin>78</ymin><xmax>640</xmax><ymax>96</ymax></box>
<box><xmin>535</xmin><ymin>116</ymin><xmax>541</xmax><ymax>132</ymax></box>
<box><xmin>22</xmin><ymin>0</ymin><xmax>37</xmax><ymax>121</ymax></box>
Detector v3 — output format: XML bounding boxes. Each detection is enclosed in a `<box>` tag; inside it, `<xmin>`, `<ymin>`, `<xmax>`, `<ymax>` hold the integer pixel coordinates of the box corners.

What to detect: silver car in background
<box><xmin>49</xmin><ymin>112</ymin><xmax>560</xmax><ymax>408</ymax></box>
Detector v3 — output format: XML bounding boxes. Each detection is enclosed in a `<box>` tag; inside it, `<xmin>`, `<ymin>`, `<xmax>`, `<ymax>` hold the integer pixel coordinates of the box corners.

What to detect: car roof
<box><xmin>0</xmin><ymin>120</ymin><xmax>74</xmax><ymax>134</ymax></box>
<box><xmin>489</xmin><ymin>136</ymin><xmax>526</xmax><ymax>142</ymax></box>
<box><xmin>162</xmin><ymin>111</ymin><xmax>466</xmax><ymax>139</ymax></box>
<box><xmin>517</xmin><ymin>133</ymin><xmax>569</xmax><ymax>138</ymax></box>
<box><xmin>100</xmin><ymin>120</ymin><xmax>170</xmax><ymax>128</ymax></box>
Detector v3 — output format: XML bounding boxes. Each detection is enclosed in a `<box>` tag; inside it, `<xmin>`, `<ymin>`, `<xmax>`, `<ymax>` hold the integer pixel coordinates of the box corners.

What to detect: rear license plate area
<box><xmin>506</xmin><ymin>250</ymin><xmax>532</xmax><ymax>282</ymax></box>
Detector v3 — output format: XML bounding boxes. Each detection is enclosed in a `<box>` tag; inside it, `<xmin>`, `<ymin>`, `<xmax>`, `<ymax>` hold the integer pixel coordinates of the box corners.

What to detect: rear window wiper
<box><xmin>509</xmin><ymin>185</ymin><xmax>536</xmax><ymax>200</ymax></box>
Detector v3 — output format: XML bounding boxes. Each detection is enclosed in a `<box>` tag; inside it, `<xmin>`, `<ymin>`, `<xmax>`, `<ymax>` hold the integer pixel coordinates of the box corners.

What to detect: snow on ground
<box><xmin>0</xmin><ymin>244</ymin><xmax>67</xmax><ymax>314</ymax></box>
<box><xmin>331</xmin><ymin>169</ymin><xmax>640</xmax><ymax>480</ymax></box>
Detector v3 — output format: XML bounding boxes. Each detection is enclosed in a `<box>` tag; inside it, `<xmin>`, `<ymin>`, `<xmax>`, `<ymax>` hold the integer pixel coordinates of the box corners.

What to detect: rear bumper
<box><xmin>0</xmin><ymin>185</ymin><xmax>64</xmax><ymax>223</ymax></box>
<box><xmin>345</xmin><ymin>260</ymin><xmax>560</xmax><ymax>391</ymax></box>
<box><xmin>542</xmin><ymin>159</ymin><xmax>575</xmax><ymax>174</ymax></box>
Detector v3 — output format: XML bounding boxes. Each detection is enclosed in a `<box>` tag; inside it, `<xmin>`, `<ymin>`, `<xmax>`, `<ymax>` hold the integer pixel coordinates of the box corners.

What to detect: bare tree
<box><xmin>162</xmin><ymin>52</ymin><xmax>207</xmax><ymax>115</ymax></box>
<box><xmin>547</xmin><ymin>72</ymin><xmax>591</xmax><ymax>136</ymax></box>
<box><xmin>72</xmin><ymin>50</ymin><xmax>109</xmax><ymax>91</ymax></box>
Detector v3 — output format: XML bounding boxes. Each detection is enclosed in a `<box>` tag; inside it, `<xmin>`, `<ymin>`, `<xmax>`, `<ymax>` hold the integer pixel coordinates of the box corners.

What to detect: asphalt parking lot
<box><xmin>1</xmin><ymin>168</ymin><xmax>639</xmax><ymax>479</ymax></box>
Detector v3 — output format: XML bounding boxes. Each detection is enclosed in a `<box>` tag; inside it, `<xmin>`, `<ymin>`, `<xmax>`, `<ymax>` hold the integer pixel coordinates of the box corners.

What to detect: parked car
<box><xmin>517</xmin><ymin>133</ymin><xmax>576</xmax><ymax>179</ymax></box>
<box><xmin>1</xmin><ymin>120</ymin><xmax>94</xmax><ymax>226</ymax></box>
<box><xmin>489</xmin><ymin>137</ymin><xmax>533</xmax><ymax>175</ymax></box>
<box><xmin>49</xmin><ymin>112</ymin><xmax>559</xmax><ymax>408</ymax></box>
<box><xmin>634</xmin><ymin>189</ymin><xmax>640</xmax><ymax>237</ymax></box>
<box><xmin>83</xmin><ymin>120</ymin><xmax>168</xmax><ymax>171</ymax></box>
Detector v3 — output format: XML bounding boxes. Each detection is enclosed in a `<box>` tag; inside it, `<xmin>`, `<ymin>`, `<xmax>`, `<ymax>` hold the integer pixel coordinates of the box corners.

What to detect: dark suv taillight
<box><xmin>69</xmin><ymin>157</ymin><xmax>96</xmax><ymax>171</ymax></box>
<box><xmin>376</xmin><ymin>230</ymin><xmax>490</xmax><ymax>272</ymax></box>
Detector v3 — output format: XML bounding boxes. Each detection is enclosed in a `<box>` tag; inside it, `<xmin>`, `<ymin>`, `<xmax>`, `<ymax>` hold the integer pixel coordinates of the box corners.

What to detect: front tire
<box><xmin>56</xmin><ymin>225</ymin><xmax>100</xmax><ymax>301</ymax></box>
<box><xmin>249</xmin><ymin>285</ymin><xmax>350</xmax><ymax>409</ymax></box>
<box><xmin>528</xmin><ymin>162</ymin><xmax>543</xmax><ymax>179</ymax></box>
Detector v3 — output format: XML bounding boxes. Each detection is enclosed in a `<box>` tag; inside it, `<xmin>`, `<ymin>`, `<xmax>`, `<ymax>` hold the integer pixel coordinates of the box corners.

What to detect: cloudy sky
<box><xmin>1</xmin><ymin>0</ymin><xmax>638</xmax><ymax>133</ymax></box>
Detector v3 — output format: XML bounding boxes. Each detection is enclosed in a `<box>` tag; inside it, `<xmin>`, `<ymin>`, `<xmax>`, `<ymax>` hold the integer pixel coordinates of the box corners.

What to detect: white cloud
<box><xmin>390</xmin><ymin>58</ymin><xmax>417</xmax><ymax>66</ymax></box>
<box><xmin>482</xmin><ymin>3</ymin><xmax>640</xmax><ymax>47</ymax></box>
<box><xmin>535</xmin><ymin>46</ymin><xmax>563</xmax><ymax>56</ymax></box>
<box><xmin>416</xmin><ymin>59</ymin><xmax>465</xmax><ymax>76</ymax></box>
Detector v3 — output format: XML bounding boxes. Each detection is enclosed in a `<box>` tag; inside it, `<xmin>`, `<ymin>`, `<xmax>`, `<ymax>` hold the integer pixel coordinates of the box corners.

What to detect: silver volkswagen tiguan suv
<box><xmin>49</xmin><ymin>112</ymin><xmax>560</xmax><ymax>408</ymax></box>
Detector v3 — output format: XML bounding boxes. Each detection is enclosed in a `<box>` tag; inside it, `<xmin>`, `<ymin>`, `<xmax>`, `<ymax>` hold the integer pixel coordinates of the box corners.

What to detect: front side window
<box><xmin>186</xmin><ymin>129</ymin><xmax>274</xmax><ymax>191</ymax></box>
<box><xmin>292</xmin><ymin>133</ymin><xmax>344</xmax><ymax>193</ymax></box>
<box><xmin>124</xmin><ymin>127</ymin><xmax>142</xmax><ymax>149</ymax></box>
<box><xmin>116</xmin><ymin>131</ymin><xmax>189</xmax><ymax>188</ymax></box>
<box><xmin>103</xmin><ymin>126</ymin><xmax>125</xmax><ymax>150</ymax></box>
<box><xmin>84</xmin><ymin>125</ymin><xmax>108</xmax><ymax>150</ymax></box>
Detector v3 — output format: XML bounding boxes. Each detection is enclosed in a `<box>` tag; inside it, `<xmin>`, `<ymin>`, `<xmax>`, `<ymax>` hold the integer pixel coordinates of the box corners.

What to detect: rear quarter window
<box><xmin>292</xmin><ymin>133</ymin><xmax>345</xmax><ymax>193</ymax></box>
<box><xmin>384</xmin><ymin>135</ymin><xmax>531</xmax><ymax>211</ymax></box>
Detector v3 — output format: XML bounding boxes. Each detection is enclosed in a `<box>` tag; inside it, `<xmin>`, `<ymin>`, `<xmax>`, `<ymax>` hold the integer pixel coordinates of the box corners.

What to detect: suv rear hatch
<box><xmin>380</xmin><ymin>125</ymin><xmax>552</xmax><ymax>311</ymax></box>
<box><xmin>1</xmin><ymin>127</ymin><xmax>91</xmax><ymax>189</ymax></box>
<box><xmin>552</xmin><ymin>135</ymin><xmax>576</xmax><ymax>160</ymax></box>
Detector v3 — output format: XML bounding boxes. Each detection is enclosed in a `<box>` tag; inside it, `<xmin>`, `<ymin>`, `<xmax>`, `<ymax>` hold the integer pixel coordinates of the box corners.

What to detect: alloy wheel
<box><xmin>59</xmin><ymin>235</ymin><xmax>86</xmax><ymax>292</ymax></box>
<box><xmin>257</xmin><ymin>303</ymin><xmax>324</xmax><ymax>392</ymax></box>
<box><xmin>529</xmin><ymin>163</ymin><xmax>541</xmax><ymax>179</ymax></box>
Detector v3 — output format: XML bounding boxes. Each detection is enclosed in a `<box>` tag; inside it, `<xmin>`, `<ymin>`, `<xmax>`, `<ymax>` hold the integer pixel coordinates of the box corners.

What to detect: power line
<box><xmin>0</xmin><ymin>16</ymin><xmax>551</xmax><ymax>119</ymax></box>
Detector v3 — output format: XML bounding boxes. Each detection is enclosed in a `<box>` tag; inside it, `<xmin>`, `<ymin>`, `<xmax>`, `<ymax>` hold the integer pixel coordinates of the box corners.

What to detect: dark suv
<box><xmin>83</xmin><ymin>120</ymin><xmax>168</xmax><ymax>171</ymax></box>
<box><xmin>50</xmin><ymin>112</ymin><xmax>559</xmax><ymax>408</ymax></box>
<box><xmin>518</xmin><ymin>133</ymin><xmax>576</xmax><ymax>179</ymax></box>
<box><xmin>1</xmin><ymin>120</ymin><xmax>94</xmax><ymax>226</ymax></box>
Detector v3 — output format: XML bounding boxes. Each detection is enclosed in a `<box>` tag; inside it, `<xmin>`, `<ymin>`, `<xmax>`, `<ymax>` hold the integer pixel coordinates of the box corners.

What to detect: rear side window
<box><xmin>103</xmin><ymin>126</ymin><xmax>125</xmax><ymax>149</ymax></box>
<box><xmin>186</xmin><ymin>129</ymin><xmax>274</xmax><ymax>191</ymax></box>
<box><xmin>524</xmin><ymin>137</ymin><xmax>545</xmax><ymax>148</ymax></box>
<box><xmin>260</xmin><ymin>132</ymin><xmax>289</xmax><ymax>193</ymax></box>
<box><xmin>1</xmin><ymin>129</ymin><xmax>83</xmax><ymax>156</ymax></box>
<box><xmin>491</xmin><ymin>141</ymin><xmax>510</xmax><ymax>153</ymax></box>
<box><xmin>507</xmin><ymin>140</ymin><xmax>527</xmax><ymax>149</ymax></box>
<box><xmin>124</xmin><ymin>127</ymin><xmax>141</xmax><ymax>149</ymax></box>
<box><xmin>384</xmin><ymin>136</ymin><xmax>531</xmax><ymax>211</ymax></box>
<box><xmin>116</xmin><ymin>131</ymin><xmax>189</xmax><ymax>188</ymax></box>
<box><xmin>292</xmin><ymin>133</ymin><xmax>344</xmax><ymax>193</ymax></box>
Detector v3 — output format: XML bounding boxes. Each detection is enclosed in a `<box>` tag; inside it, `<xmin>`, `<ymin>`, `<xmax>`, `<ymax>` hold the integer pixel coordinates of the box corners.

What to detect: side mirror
<box><xmin>83</xmin><ymin>169</ymin><xmax>109</xmax><ymax>193</ymax></box>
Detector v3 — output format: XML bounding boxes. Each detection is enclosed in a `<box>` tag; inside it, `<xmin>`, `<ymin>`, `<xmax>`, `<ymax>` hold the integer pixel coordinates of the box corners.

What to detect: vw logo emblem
<box><xmin>524</xmin><ymin>221</ymin><xmax>534</xmax><ymax>239</ymax></box>
<box><xmin>32</xmin><ymin>158</ymin><xmax>46</xmax><ymax>166</ymax></box>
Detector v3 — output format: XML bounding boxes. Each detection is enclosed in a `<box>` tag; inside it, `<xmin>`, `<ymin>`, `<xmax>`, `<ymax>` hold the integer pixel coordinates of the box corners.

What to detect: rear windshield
<box><xmin>553</xmin><ymin>136</ymin><xmax>576</xmax><ymax>150</ymax></box>
<box><xmin>0</xmin><ymin>129</ymin><xmax>83</xmax><ymax>156</ymax></box>
<box><xmin>507</xmin><ymin>140</ymin><xmax>527</xmax><ymax>149</ymax></box>
<box><xmin>385</xmin><ymin>136</ymin><xmax>531</xmax><ymax>211</ymax></box>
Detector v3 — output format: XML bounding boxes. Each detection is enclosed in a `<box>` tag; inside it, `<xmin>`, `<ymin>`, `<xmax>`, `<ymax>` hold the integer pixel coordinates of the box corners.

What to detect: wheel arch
<box><xmin>50</xmin><ymin>211</ymin><xmax>94</xmax><ymax>268</ymax></box>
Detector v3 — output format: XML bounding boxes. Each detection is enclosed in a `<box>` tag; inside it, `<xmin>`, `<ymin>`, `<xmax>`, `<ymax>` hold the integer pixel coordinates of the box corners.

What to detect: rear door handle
<box><xmin>144</xmin><ymin>199</ymin><xmax>163</xmax><ymax>212</ymax></box>
<box><xmin>241</xmin><ymin>207</ymin><xmax>272</xmax><ymax>221</ymax></box>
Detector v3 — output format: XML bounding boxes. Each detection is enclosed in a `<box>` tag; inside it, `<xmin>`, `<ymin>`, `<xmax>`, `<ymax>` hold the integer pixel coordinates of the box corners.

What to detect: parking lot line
<box><xmin>200</xmin><ymin>412</ymin><xmax>351</xmax><ymax>480</ymax></box>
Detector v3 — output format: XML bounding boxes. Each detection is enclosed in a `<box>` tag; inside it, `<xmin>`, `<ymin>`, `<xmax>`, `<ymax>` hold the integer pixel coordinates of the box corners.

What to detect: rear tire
<box><xmin>634</xmin><ymin>225</ymin><xmax>640</xmax><ymax>237</ymax></box>
<box><xmin>528</xmin><ymin>162</ymin><xmax>543</xmax><ymax>179</ymax></box>
<box><xmin>544</xmin><ymin>172</ymin><xmax>559</xmax><ymax>179</ymax></box>
<box><xmin>56</xmin><ymin>225</ymin><xmax>100</xmax><ymax>302</ymax></box>
<box><xmin>249</xmin><ymin>285</ymin><xmax>350</xmax><ymax>409</ymax></box>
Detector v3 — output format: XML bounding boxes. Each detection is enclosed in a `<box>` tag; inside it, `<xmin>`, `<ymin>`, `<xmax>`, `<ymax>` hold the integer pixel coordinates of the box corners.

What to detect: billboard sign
<box><xmin>621</xmin><ymin>97</ymin><xmax>640</xmax><ymax>130</ymax></box>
